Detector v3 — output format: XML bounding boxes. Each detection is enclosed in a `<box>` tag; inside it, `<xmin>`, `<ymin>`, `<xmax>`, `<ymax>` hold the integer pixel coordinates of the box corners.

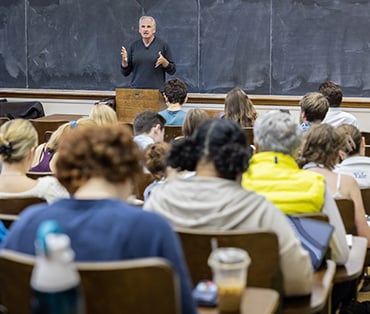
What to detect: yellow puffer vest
<box><xmin>242</xmin><ymin>152</ymin><xmax>325</xmax><ymax>214</ymax></box>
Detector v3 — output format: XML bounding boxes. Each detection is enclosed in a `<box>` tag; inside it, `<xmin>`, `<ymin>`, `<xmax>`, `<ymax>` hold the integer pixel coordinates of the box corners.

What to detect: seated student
<box><xmin>297</xmin><ymin>123</ymin><xmax>370</xmax><ymax>247</ymax></box>
<box><xmin>242</xmin><ymin>110</ymin><xmax>349</xmax><ymax>265</ymax></box>
<box><xmin>89</xmin><ymin>103</ymin><xmax>118</xmax><ymax>126</ymax></box>
<box><xmin>1</xmin><ymin>125</ymin><xmax>197</xmax><ymax>314</ymax></box>
<box><xmin>298</xmin><ymin>123</ymin><xmax>370</xmax><ymax>312</ymax></box>
<box><xmin>159</xmin><ymin>78</ymin><xmax>187</xmax><ymax>126</ymax></box>
<box><xmin>223</xmin><ymin>88</ymin><xmax>257</xmax><ymax>127</ymax></box>
<box><xmin>144</xmin><ymin>119</ymin><xmax>313</xmax><ymax>297</ymax></box>
<box><xmin>30</xmin><ymin>118</ymin><xmax>97</xmax><ymax>173</ymax></box>
<box><xmin>299</xmin><ymin>92</ymin><xmax>329</xmax><ymax>133</ymax></box>
<box><xmin>0</xmin><ymin>119</ymin><xmax>69</xmax><ymax>203</ymax></box>
<box><xmin>143</xmin><ymin>142</ymin><xmax>170</xmax><ymax>201</ymax></box>
<box><xmin>335</xmin><ymin>124</ymin><xmax>370</xmax><ymax>188</ymax></box>
<box><xmin>133</xmin><ymin>110</ymin><xmax>166</xmax><ymax>150</ymax></box>
<box><xmin>182</xmin><ymin>108</ymin><xmax>209</xmax><ymax>138</ymax></box>
<box><xmin>320</xmin><ymin>81</ymin><xmax>359</xmax><ymax>128</ymax></box>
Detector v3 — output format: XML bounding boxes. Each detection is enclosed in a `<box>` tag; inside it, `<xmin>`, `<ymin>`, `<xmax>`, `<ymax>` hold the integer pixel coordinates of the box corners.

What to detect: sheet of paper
<box><xmin>346</xmin><ymin>234</ymin><xmax>353</xmax><ymax>248</ymax></box>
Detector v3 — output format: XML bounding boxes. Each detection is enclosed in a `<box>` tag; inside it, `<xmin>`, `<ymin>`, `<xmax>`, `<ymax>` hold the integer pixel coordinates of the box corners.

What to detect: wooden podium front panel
<box><xmin>115</xmin><ymin>88</ymin><xmax>166</xmax><ymax>122</ymax></box>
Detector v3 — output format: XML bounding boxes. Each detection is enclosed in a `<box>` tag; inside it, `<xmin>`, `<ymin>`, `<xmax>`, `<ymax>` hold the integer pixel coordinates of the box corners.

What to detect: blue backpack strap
<box><xmin>0</xmin><ymin>221</ymin><xmax>7</xmax><ymax>242</ymax></box>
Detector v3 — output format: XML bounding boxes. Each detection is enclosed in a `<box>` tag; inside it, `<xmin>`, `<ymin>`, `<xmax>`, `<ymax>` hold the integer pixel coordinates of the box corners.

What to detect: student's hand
<box><xmin>155</xmin><ymin>51</ymin><xmax>169</xmax><ymax>68</ymax></box>
<box><xmin>121</xmin><ymin>46</ymin><xmax>128</xmax><ymax>67</ymax></box>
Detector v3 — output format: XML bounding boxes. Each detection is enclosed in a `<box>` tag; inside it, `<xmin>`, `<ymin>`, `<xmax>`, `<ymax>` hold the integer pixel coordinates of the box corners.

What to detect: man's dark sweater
<box><xmin>121</xmin><ymin>37</ymin><xmax>176</xmax><ymax>90</ymax></box>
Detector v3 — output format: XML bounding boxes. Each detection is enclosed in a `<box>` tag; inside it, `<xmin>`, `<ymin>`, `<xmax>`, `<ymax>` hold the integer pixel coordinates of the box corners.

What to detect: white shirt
<box><xmin>322</xmin><ymin>107</ymin><xmax>359</xmax><ymax>128</ymax></box>
<box><xmin>133</xmin><ymin>134</ymin><xmax>154</xmax><ymax>151</ymax></box>
<box><xmin>334</xmin><ymin>156</ymin><xmax>370</xmax><ymax>188</ymax></box>
<box><xmin>0</xmin><ymin>176</ymin><xmax>69</xmax><ymax>203</ymax></box>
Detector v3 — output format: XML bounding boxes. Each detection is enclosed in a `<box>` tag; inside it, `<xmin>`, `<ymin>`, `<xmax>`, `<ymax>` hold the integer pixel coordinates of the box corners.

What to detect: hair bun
<box><xmin>0</xmin><ymin>141</ymin><xmax>12</xmax><ymax>156</ymax></box>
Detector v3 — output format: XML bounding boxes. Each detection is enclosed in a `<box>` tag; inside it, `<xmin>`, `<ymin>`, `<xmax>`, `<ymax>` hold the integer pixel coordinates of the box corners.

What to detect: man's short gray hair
<box><xmin>139</xmin><ymin>16</ymin><xmax>156</xmax><ymax>29</ymax></box>
<box><xmin>254</xmin><ymin>110</ymin><xmax>302</xmax><ymax>156</ymax></box>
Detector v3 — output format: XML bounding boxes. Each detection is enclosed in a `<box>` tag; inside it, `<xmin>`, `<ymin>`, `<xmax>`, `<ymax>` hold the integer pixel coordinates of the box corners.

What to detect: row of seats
<box><xmin>0</xmin><ymin>252</ymin><xmax>179</xmax><ymax>314</ymax></box>
<box><xmin>0</xmin><ymin>193</ymin><xmax>368</xmax><ymax>313</ymax></box>
<box><xmin>0</xmin><ymin>226</ymin><xmax>365</xmax><ymax>314</ymax></box>
<box><xmin>13</xmin><ymin>115</ymin><xmax>250</xmax><ymax>145</ymax></box>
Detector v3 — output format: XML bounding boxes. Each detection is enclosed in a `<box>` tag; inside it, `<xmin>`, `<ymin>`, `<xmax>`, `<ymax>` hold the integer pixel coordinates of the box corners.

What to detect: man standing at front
<box><xmin>121</xmin><ymin>16</ymin><xmax>176</xmax><ymax>90</ymax></box>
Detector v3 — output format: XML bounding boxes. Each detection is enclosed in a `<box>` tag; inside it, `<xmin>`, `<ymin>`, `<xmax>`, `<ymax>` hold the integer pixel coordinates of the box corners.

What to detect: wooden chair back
<box><xmin>365</xmin><ymin>145</ymin><xmax>370</xmax><ymax>157</ymax></box>
<box><xmin>361</xmin><ymin>131</ymin><xmax>370</xmax><ymax>145</ymax></box>
<box><xmin>242</xmin><ymin>127</ymin><xmax>254</xmax><ymax>145</ymax></box>
<box><xmin>44</xmin><ymin>130</ymin><xmax>53</xmax><ymax>142</ymax></box>
<box><xmin>0</xmin><ymin>250</ymin><xmax>181</xmax><ymax>314</ymax></box>
<box><xmin>175</xmin><ymin>228</ymin><xmax>282</xmax><ymax>293</ymax></box>
<box><xmin>295</xmin><ymin>212</ymin><xmax>330</xmax><ymax>223</ymax></box>
<box><xmin>78</xmin><ymin>258</ymin><xmax>180</xmax><ymax>314</ymax></box>
<box><xmin>29</xmin><ymin>119</ymin><xmax>68</xmax><ymax>144</ymax></box>
<box><xmin>119</xmin><ymin>122</ymin><xmax>134</xmax><ymax>136</ymax></box>
<box><xmin>133</xmin><ymin>172</ymin><xmax>155</xmax><ymax>201</ymax></box>
<box><xmin>0</xmin><ymin>117</ymin><xmax>9</xmax><ymax>126</ymax></box>
<box><xmin>164</xmin><ymin>126</ymin><xmax>183</xmax><ymax>143</ymax></box>
<box><xmin>0</xmin><ymin>197</ymin><xmax>46</xmax><ymax>228</ymax></box>
<box><xmin>0</xmin><ymin>250</ymin><xmax>34</xmax><ymax>313</ymax></box>
<box><xmin>360</xmin><ymin>188</ymin><xmax>370</xmax><ymax>216</ymax></box>
<box><xmin>335</xmin><ymin>199</ymin><xmax>357</xmax><ymax>235</ymax></box>
<box><xmin>204</xmin><ymin>109</ymin><xmax>223</xmax><ymax>118</ymax></box>
<box><xmin>362</xmin><ymin>132</ymin><xmax>370</xmax><ymax>156</ymax></box>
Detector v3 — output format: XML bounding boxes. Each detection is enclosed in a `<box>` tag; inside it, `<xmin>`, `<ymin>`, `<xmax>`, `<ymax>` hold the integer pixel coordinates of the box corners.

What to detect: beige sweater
<box><xmin>144</xmin><ymin>176</ymin><xmax>313</xmax><ymax>297</ymax></box>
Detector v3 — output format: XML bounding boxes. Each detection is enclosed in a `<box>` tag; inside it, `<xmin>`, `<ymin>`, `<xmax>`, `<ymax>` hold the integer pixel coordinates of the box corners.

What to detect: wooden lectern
<box><xmin>115</xmin><ymin>88</ymin><xmax>166</xmax><ymax>122</ymax></box>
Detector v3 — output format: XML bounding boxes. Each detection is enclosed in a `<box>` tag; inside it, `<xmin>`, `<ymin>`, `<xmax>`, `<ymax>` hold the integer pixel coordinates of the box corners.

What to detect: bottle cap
<box><xmin>35</xmin><ymin>220</ymin><xmax>63</xmax><ymax>256</ymax></box>
<box><xmin>45</xmin><ymin>234</ymin><xmax>75</xmax><ymax>262</ymax></box>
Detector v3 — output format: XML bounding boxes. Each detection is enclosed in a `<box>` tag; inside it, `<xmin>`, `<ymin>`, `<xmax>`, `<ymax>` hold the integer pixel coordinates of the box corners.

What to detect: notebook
<box><xmin>287</xmin><ymin>215</ymin><xmax>334</xmax><ymax>271</ymax></box>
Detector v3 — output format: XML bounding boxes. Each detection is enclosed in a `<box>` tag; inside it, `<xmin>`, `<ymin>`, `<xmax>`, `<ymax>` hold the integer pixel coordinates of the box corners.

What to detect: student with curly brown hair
<box><xmin>159</xmin><ymin>78</ymin><xmax>187</xmax><ymax>126</ymax></box>
<box><xmin>298</xmin><ymin>123</ymin><xmax>370</xmax><ymax>247</ymax></box>
<box><xmin>143</xmin><ymin>142</ymin><xmax>170</xmax><ymax>201</ymax></box>
<box><xmin>1</xmin><ymin>124</ymin><xmax>196</xmax><ymax>314</ymax></box>
<box><xmin>297</xmin><ymin>123</ymin><xmax>370</xmax><ymax>312</ymax></box>
<box><xmin>144</xmin><ymin>118</ymin><xmax>314</xmax><ymax>297</ymax></box>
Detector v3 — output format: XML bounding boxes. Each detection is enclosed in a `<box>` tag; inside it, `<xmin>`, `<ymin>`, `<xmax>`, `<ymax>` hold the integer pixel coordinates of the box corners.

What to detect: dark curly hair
<box><xmin>318</xmin><ymin>81</ymin><xmax>343</xmax><ymax>107</ymax></box>
<box><xmin>144</xmin><ymin>142</ymin><xmax>170</xmax><ymax>179</ymax></box>
<box><xmin>56</xmin><ymin>125</ymin><xmax>142</xmax><ymax>194</ymax></box>
<box><xmin>166</xmin><ymin>119</ymin><xmax>250</xmax><ymax>180</ymax></box>
<box><xmin>163</xmin><ymin>78</ymin><xmax>188</xmax><ymax>104</ymax></box>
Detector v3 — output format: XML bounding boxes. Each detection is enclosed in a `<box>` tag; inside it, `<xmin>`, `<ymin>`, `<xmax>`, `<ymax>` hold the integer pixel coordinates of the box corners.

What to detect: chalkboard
<box><xmin>2</xmin><ymin>0</ymin><xmax>370</xmax><ymax>96</ymax></box>
<box><xmin>272</xmin><ymin>0</ymin><xmax>370</xmax><ymax>96</ymax></box>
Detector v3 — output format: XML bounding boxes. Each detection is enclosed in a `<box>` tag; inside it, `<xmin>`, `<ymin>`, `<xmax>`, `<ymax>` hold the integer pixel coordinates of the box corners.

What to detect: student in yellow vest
<box><xmin>242</xmin><ymin>110</ymin><xmax>349</xmax><ymax>265</ymax></box>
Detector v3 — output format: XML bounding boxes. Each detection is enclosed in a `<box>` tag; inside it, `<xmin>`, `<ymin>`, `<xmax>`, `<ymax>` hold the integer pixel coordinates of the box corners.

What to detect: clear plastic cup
<box><xmin>208</xmin><ymin>247</ymin><xmax>250</xmax><ymax>313</ymax></box>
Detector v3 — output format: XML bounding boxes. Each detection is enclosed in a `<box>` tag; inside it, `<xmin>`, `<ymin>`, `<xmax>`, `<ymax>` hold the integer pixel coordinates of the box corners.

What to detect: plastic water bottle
<box><xmin>31</xmin><ymin>220</ymin><xmax>84</xmax><ymax>314</ymax></box>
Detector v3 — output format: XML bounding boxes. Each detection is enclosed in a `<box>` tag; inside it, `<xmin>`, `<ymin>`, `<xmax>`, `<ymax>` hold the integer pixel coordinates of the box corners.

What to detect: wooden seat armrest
<box><xmin>283</xmin><ymin>260</ymin><xmax>336</xmax><ymax>314</ymax></box>
<box><xmin>334</xmin><ymin>236</ymin><xmax>367</xmax><ymax>283</ymax></box>
<box><xmin>26</xmin><ymin>171</ymin><xmax>54</xmax><ymax>179</ymax></box>
<box><xmin>0</xmin><ymin>214</ymin><xmax>19</xmax><ymax>221</ymax></box>
<box><xmin>198</xmin><ymin>287</ymin><xmax>279</xmax><ymax>314</ymax></box>
<box><xmin>0</xmin><ymin>213</ymin><xmax>19</xmax><ymax>228</ymax></box>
